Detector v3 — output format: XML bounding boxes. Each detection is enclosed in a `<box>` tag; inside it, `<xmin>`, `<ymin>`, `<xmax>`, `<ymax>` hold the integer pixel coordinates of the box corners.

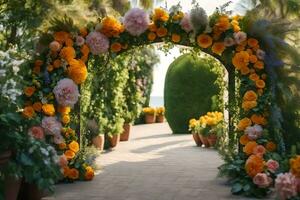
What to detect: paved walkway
<box><xmin>47</xmin><ymin>123</ymin><xmax>254</xmax><ymax>200</ymax></box>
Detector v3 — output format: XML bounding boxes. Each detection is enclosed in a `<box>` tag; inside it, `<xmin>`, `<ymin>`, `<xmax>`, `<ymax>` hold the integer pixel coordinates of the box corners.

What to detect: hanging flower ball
<box><xmin>190</xmin><ymin>6</ymin><xmax>208</xmax><ymax>33</ymax></box>
<box><xmin>86</xmin><ymin>31</ymin><xmax>109</xmax><ymax>55</ymax></box>
<box><xmin>53</xmin><ymin>78</ymin><xmax>79</xmax><ymax>107</ymax></box>
<box><xmin>124</xmin><ymin>8</ymin><xmax>150</xmax><ymax>36</ymax></box>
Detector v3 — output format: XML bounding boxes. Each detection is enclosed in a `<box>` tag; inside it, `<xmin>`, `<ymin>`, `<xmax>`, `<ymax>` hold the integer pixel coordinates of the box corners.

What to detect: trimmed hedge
<box><xmin>164</xmin><ymin>54</ymin><xmax>220</xmax><ymax>134</ymax></box>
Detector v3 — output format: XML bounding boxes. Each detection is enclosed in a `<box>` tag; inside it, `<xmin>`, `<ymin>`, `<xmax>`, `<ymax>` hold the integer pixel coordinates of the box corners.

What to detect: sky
<box><xmin>150</xmin><ymin>0</ymin><xmax>240</xmax><ymax>97</ymax></box>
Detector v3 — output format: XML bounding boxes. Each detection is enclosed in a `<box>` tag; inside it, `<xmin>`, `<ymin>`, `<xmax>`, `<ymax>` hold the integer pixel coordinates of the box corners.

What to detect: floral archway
<box><xmin>20</xmin><ymin>5</ymin><xmax>299</xmax><ymax>198</ymax></box>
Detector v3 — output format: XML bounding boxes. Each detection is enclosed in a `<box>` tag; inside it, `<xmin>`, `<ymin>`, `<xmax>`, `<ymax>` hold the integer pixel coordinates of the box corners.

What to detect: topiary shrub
<box><xmin>164</xmin><ymin>54</ymin><xmax>222</xmax><ymax>134</ymax></box>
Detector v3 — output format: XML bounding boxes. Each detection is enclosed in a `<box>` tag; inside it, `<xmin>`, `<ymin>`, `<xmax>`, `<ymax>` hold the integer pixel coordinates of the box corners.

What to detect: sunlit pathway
<box><xmin>45</xmin><ymin>123</ymin><xmax>257</xmax><ymax>200</ymax></box>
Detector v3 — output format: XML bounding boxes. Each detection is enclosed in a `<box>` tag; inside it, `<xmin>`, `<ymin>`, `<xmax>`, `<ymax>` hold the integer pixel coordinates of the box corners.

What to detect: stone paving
<box><xmin>46</xmin><ymin>123</ymin><xmax>258</xmax><ymax>200</ymax></box>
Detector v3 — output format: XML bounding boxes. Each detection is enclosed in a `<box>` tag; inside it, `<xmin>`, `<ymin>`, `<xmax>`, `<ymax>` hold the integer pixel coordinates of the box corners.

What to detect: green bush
<box><xmin>164</xmin><ymin>54</ymin><xmax>221</xmax><ymax>134</ymax></box>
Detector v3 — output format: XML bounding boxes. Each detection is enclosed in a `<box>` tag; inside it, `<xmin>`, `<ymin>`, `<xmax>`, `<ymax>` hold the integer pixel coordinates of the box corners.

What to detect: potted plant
<box><xmin>86</xmin><ymin>119</ymin><xmax>104</xmax><ymax>151</ymax></box>
<box><xmin>120</xmin><ymin>113</ymin><xmax>134</xmax><ymax>142</ymax></box>
<box><xmin>198</xmin><ymin>111</ymin><xmax>223</xmax><ymax>148</ymax></box>
<box><xmin>156</xmin><ymin>107</ymin><xmax>165</xmax><ymax>123</ymax></box>
<box><xmin>188</xmin><ymin>118</ymin><xmax>202</xmax><ymax>146</ymax></box>
<box><xmin>143</xmin><ymin>107</ymin><xmax>156</xmax><ymax>124</ymax></box>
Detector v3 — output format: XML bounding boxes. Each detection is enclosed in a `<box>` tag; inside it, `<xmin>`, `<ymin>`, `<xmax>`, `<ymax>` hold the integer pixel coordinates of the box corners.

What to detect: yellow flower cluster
<box><xmin>199</xmin><ymin>112</ymin><xmax>223</xmax><ymax>126</ymax></box>
<box><xmin>100</xmin><ymin>16</ymin><xmax>124</xmax><ymax>38</ymax></box>
<box><xmin>142</xmin><ymin>107</ymin><xmax>156</xmax><ymax>115</ymax></box>
<box><xmin>152</xmin><ymin>8</ymin><xmax>169</xmax><ymax>22</ymax></box>
<box><xmin>156</xmin><ymin>107</ymin><xmax>165</xmax><ymax>116</ymax></box>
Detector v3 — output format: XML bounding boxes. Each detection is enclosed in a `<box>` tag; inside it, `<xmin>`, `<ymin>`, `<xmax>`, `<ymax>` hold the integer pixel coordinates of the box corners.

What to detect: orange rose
<box><xmin>240</xmin><ymin>134</ymin><xmax>250</xmax><ymax>145</ymax></box>
<box><xmin>290</xmin><ymin>156</ymin><xmax>300</xmax><ymax>177</ymax></box>
<box><xmin>24</xmin><ymin>86</ymin><xmax>36</xmax><ymax>97</ymax></box>
<box><xmin>243</xmin><ymin>90</ymin><xmax>258</xmax><ymax>101</ymax></box>
<box><xmin>171</xmin><ymin>34</ymin><xmax>181</xmax><ymax>43</ymax></box>
<box><xmin>249</xmin><ymin>55</ymin><xmax>258</xmax><ymax>63</ymax></box>
<box><xmin>85</xmin><ymin>166</ymin><xmax>94</xmax><ymax>180</ymax></box>
<box><xmin>245</xmin><ymin>155</ymin><xmax>264</xmax><ymax>177</ymax></box>
<box><xmin>251</xmin><ymin>114</ymin><xmax>266</xmax><ymax>125</ymax></box>
<box><xmin>63</xmin><ymin>166</ymin><xmax>70</xmax><ymax>177</ymax></box>
<box><xmin>243</xmin><ymin>141</ymin><xmax>258</xmax><ymax>155</ymax></box>
<box><xmin>64</xmin><ymin>150</ymin><xmax>75</xmax><ymax>160</ymax></box>
<box><xmin>68</xmin><ymin>141</ymin><xmax>79</xmax><ymax>153</ymax></box>
<box><xmin>57</xmin><ymin>106</ymin><xmax>71</xmax><ymax>114</ymax></box>
<box><xmin>265</xmin><ymin>142</ymin><xmax>276</xmax><ymax>152</ymax></box>
<box><xmin>242</xmin><ymin>100</ymin><xmax>257</xmax><ymax>111</ymax></box>
<box><xmin>232</xmin><ymin>51</ymin><xmax>249</xmax><ymax>69</ymax></box>
<box><xmin>62</xmin><ymin>115</ymin><xmax>70</xmax><ymax>124</ymax></box>
<box><xmin>148</xmin><ymin>23</ymin><xmax>157</xmax><ymax>32</ymax></box>
<box><xmin>100</xmin><ymin>16</ymin><xmax>124</xmax><ymax>37</ymax></box>
<box><xmin>148</xmin><ymin>32</ymin><xmax>157</xmax><ymax>41</ymax></box>
<box><xmin>60</xmin><ymin>47</ymin><xmax>76</xmax><ymax>63</ymax></box>
<box><xmin>247</xmin><ymin>38</ymin><xmax>258</xmax><ymax>48</ymax></box>
<box><xmin>255</xmin><ymin>79</ymin><xmax>265</xmax><ymax>89</ymax></box>
<box><xmin>152</xmin><ymin>8</ymin><xmax>169</xmax><ymax>22</ymax></box>
<box><xmin>42</xmin><ymin>104</ymin><xmax>55</xmax><ymax>116</ymax></box>
<box><xmin>32</xmin><ymin>102</ymin><xmax>42</xmax><ymax>112</ymax></box>
<box><xmin>240</xmin><ymin>67</ymin><xmax>250</xmax><ymax>75</ymax></box>
<box><xmin>111</xmin><ymin>42</ymin><xmax>122</xmax><ymax>53</ymax></box>
<box><xmin>212</xmin><ymin>42</ymin><xmax>225</xmax><ymax>55</ymax></box>
<box><xmin>237</xmin><ymin>118</ymin><xmax>252</xmax><ymax>131</ymax></box>
<box><xmin>68</xmin><ymin>168</ymin><xmax>79</xmax><ymax>179</ymax></box>
<box><xmin>22</xmin><ymin>106</ymin><xmax>35</xmax><ymax>119</ymax></box>
<box><xmin>254</xmin><ymin>61</ymin><xmax>264</xmax><ymax>70</ymax></box>
<box><xmin>156</xmin><ymin>27</ymin><xmax>167</xmax><ymax>37</ymax></box>
<box><xmin>197</xmin><ymin>34</ymin><xmax>212</xmax><ymax>48</ymax></box>
<box><xmin>53</xmin><ymin>59</ymin><xmax>61</xmax><ymax>68</ymax></box>
<box><xmin>58</xmin><ymin>142</ymin><xmax>67</xmax><ymax>150</ymax></box>
<box><xmin>249</xmin><ymin>73</ymin><xmax>259</xmax><ymax>81</ymax></box>
<box><xmin>236</xmin><ymin>45</ymin><xmax>245</xmax><ymax>52</ymax></box>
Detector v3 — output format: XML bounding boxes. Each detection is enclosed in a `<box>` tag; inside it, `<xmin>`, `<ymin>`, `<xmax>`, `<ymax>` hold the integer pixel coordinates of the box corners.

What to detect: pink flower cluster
<box><xmin>28</xmin><ymin>126</ymin><xmax>44</xmax><ymax>140</ymax></box>
<box><xmin>275</xmin><ymin>173</ymin><xmax>298</xmax><ymax>200</ymax></box>
<box><xmin>53</xmin><ymin>78</ymin><xmax>79</xmax><ymax>107</ymax></box>
<box><xmin>124</xmin><ymin>8</ymin><xmax>149</xmax><ymax>36</ymax></box>
<box><xmin>41</xmin><ymin>116</ymin><xmax>62</xmax><ymax>136</ymax></box>
<box><xmin>253</xmin><ymin>173</ymin><xmax>272</xmax><ymax>188</ymax></box>
<box><xmin>180</xmin><ymin>13</ymin><xmax>192</xmax><ymax>33</ymax></box>
<box><xmin>245</xmin><ymin>124</ymin><xmax>263</xmax><ymax>140</ymax></box>
<box><xmin>266</xmin><ymin>159</ymin><xmax>279</xmax><ymax>173</ymax></box>
<box><xmin>86</xmin><ymin>31</ymin><xmax>109</xmax><ymax>55</ymax></box>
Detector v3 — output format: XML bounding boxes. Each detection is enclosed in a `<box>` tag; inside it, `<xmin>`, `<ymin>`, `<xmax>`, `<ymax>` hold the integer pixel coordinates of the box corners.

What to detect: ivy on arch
<box><xmin>21</xmin><ymin>4</ymin><xmax>291</xmax><ymax>198</ymax></box>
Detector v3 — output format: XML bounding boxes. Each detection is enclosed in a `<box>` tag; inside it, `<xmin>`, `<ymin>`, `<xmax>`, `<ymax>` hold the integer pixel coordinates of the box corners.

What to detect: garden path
<box><xmin>45</xmin><ymin>123</ymin><xmax>259</xmax><ymax>200</ymax></box>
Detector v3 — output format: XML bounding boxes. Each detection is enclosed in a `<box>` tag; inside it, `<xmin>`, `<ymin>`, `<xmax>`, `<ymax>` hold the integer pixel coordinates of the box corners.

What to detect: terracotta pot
<box><xmin>108</xmin><ymin>134</ymin><xmax>120</xmax><ymax>148</ymax></box>
<box><xmin>145</xmin><ymin>114</ymin><xmax>156</xmax><ymax>124</ymax></box>
<box><xmin>156</xmin><ymin>115</ymin><xmax>164</xmax><ymax>123</ymax></box>
<box><xmin>0</xmin><ymin>150</ymin><xmax>12</xmax><ymax>166</ymax></box>
<box><xmin>19</xmin><ymin>182</ymin><xmax>44</xmax><ymax>200</ymax></box>
<box><xmin>120</xmin><ymin>123</ymin><xmax>131</xmax><ymax>141</ymax></box>
<box><xmin>207</xmin><ymin>134</ymin><xmax>218</xmax><ymax>147</ymax></box>
<box><xmin>4</xmin><ymin>176</ymin><xmax>21</xmax><ymax>200</ymax></box>
<box><xmin>198</xmin><ymin>133</ymin><xmax>210</xmax><ymax>148</ymax></box>
<box><xmin>92</xmin><ymin>135</ymin><xmax>105</xmax><ymax>151</ymax></box>
<box><xmin>192</xmin><ymin>132</ymin><xmax>202</xmax><ymax>146</ymax></box>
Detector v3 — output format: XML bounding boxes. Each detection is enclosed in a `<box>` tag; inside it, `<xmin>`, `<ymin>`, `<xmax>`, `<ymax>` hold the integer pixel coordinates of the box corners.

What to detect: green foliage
<box><xmin>164</xmin><ymin>53</ymin><xmax>223</xmax><ymax>134</ymax></box>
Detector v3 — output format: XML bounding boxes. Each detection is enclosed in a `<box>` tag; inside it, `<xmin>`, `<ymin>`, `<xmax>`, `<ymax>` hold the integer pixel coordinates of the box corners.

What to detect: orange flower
<box><xmin>290</xmin><ymin>156</ymin><xmax>300</xmax><ymax>178</ymax></box>
<box><xmin>60</xmin><ymin>47</ymin><xmax>76</xmax><ymax>63</ymax></box>
<box><xmin>237</xmin><ymin>118</ymin><xmax>252</xmax><ymax>131</ymax></box>
<box><xmin>24</xmin><ymin>86</ymin><xmax>36</xmax><ymax>97</ymax></box>
<box><xmin>68</xmin><ymin>59</ymin><xmax>88</xmax><ymax>84</ymax></box>
<box><xmin>85</xmin><ymin>166</ymin><xmax>94</xmax><ymax>180</ymax></box>
<box><xmin>111</xmin><ymin>42</ymin><xmax>122</xmax><ymax>53</ymax></box>
<box><xmin>254</xmin><ymin>61</ymin><xmax>264</xmax><ymax>70</ymax></box>
<box><xmin>58</xmin><ymin>106</ymin><xmax>71</xmax><ymax>115</ymax></box>
<box><xmin>64</xmin><ymin>150</ymin><xmax>76</xmax><ymax>160</ymax></box>
<box><xmin>242</xmin><ymin>100</ymin><xmax>257</xmax><ymax>111</ymax></box>
<box><xmin>53</xmin><ymin>59</ymin><xmax>61</xmax><ymax>68</ymax></box>
<box><xmin>232</xmin><ymin>51</ymin><xmax>250</xmax><ymax>70</ymax></box>
<box><xmin>68</xmin><ymin>141</ymin><xmax>79</xmax><ymax>153</ymax></box>
<box><xmin>42</xmin><ymin>104</ymin><xmax>55</xmax><ymax>116</ymax></box>
<box><xmin>81</xmin><ymin>44</ymin><xmax>90</xmax><ymax>56</ymax></box>
<box><xmin>240</xmin><ymin>67</ymin><xmax>250</xmax><ymax>75</ymax></box>
<box><xmin>32</xmin><ymin>102</ymin><xmax>42</xmax><ymax>112</ymax></box>
<box><xmin>80</xmin><ymin>28</ymin><xmax>88</xmax><ymax>37</ymax></box>
<box><xmin>47</xmin><ymin>65</ymin><xmax>54</xmax><ymax>72</ymax></box>
<box><xmin>156</xmin><ymin>27</ymin><xmax>168</xmax><ymax>37</ymax></box>
<box><xmin>62</xmin><ymin>115</ymin><xmax>70</xmax><ymax>124</ymax></box>
<box><xmin>251</xmin><ymin>114</ymin><xmax>266</xmax><ymax>125</ymax></box>
<box><xmin>148</xmin><ymin>23</ymin><xmax>157</xmax><ymax>32</ymax></box>
<box><xmin>68</xmin><ymin>168</ymin><xmax>79</xmax><ymax>179</ymax></box>
<box><xmin>54</xmin><ymin>31</ymin><xmax>70</xmax><ymax>43</ymax></box>
<box><xmin>58</xmin><ymin>142</ymin><xmax>67</xmax><ymax>150</ymax></box>
<box><xmin>152</xmin><ymin>8</ymin><xmax>169</xmax><ymax>22</ymax></box>
<box><xmin>214</xmin><ymin>15</ymin><xmax>230</xmax><ymax>33</ymax></box>
<box><xmin>233</xmin><ymin>24</ymin><xmax>241</xmax><ymax>32</ymax></box>
<box><xmin>243</xmin><ymin>90</ymin><xmax>258</xmax><ymax>101</ymax></box>
<box><xmin>255</xmin><ymin>79</ymin><xmax>265</xmax><ymax>89</ymax></box>
<box><xmin>240</xmin><ymin>134</ymin><xmax>250</xmax><ymax>145</ymax></box>
<box><xmin>65</xmin><ymin>38</ymin><xmax>74</xmax><ymax>47</ymax></box>
<box><xmin>63</xmin><ymin>166</ymin><xmax>70</xmax><ymax>177</ymax></box>
<box><xmin>247</xmin><ymin>38</ymin><xmax>258</xmax><ymax>48</ymax></box>
<box><xmin>249</xmin><ymin>55</ymin><xmax>258</xmax><ymax>63</ymax></box>
<box><xmin>249</xmin><ymin>73</ymin><xmax>259</xmax><ymax>81</ymax></box>
<box><xmin>247</xmin><ymin>49</ymin><xmax>253</xmax><ymax>55</ymax></box>
<box><xmin>148</xmin><ymin>32</ymin><xmax>157</xmax><ymax>41</ymax></box>
<box><xmin>171</xmin><ymin>34</ymin><xmax>181</xmax><ymax>43</ymax></box>
<box><xmin>236</xmin><ymin>45</ymin><xmax>245</xmax><ymax>52</ymax></box>
<box><xmin>22</xmin><ymin>106</ymin><xmax>35</xmax><ymax>119</ymax></box>
<box><xmin>197</xmin><ymin>34</ymin><xmax>213</xmax><ymax>48</ymax></box>
<box><xmin>243</xmin><ymin>141</ymin><xmax>258</xmax><ymax>155</ymax></box>
<box><xmin>245</xmin><ymin>155</ymin><xmax>264</xmax><ymax>177</ymax></box>
<box><xmin>100</xmin><ymin>16</ymin><xmax>124</xmax><ymax>37</ymax></box>
<box><xmin>212</xmin><ymin>42</ymin><xmax>225</xmax><ymax>55</ymax></box>
<box><xmin>265</xmin><ymin>142</ymin><xmax>276</xmax><ymax>152</ymax></box>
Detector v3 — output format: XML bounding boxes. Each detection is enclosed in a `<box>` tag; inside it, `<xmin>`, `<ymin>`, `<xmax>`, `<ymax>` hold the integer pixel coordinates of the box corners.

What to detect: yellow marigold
<box><xmin>69</xmin><ymin>141</ymin><xmax>79</xmax><ymax>153</ymax></box>
<box><xmin>240</xmin><ymin>134</ymin><xmax>250</xmax><ymax>145</ymax></box>
<box><xmin>64</xmin><ymin>150</ymin><xmax>76</xmax><ymax>160</ymax></box>
<box><xmin>62</xmin><ymin>115</ymin><xmax>70</xmax><ymax>124</ymax></box>
<box><xmin>240</xmin><ymin>67</ymin><xmax>250</xmax><ymax>75</ymax></box>
<box><xmin>156</xmin><ymin>27</ymin><xmax>168</xmax><ymax>37</ymax></box>
<box><xmin>197</xmin><ymin>34</ymin><xmax>213</xmax><ymax>48</ymax></box>
<box><xmin>58</xmin><ymin>106</ymin><xmax>71</xmax><ymax>115</ymax></box>
<box><xmin>111</xmin><ymin>42</ymin><xmax>122</xmax><ymax>53</ymax></box>
<box><xmin>255</xmin><ymin>79</ymin><xmax>265</xmax><ymax>89</ymax></box>
<box><xmin>251</xmin><ymin>114</ymin><xmax>266</xmax><ymax>125</ymax></box>
<box><xmin>265</xmin><ymin>141</ymin><xmax>276</xmax><ymax>152</ymax></box>
<box><xmin>254</xmin><ymin>61</ymin><xmax>264</xmax><ymax>70</ymax></box>
<box><xmin>42</xmin><ymin>104</ymin><xmax>55</xmax><ymax>116</ymax></box>
<box><xmin>214</xmin><ymin>15</ymin><xmax>230</xmax><ymax>33</ymax></box>
<box><xmin>148</xmin><ymin>32</ymin><xmax>157</xmax><ymax>41</ymax></box>
<box><xmin>100</xmin><ymin>16</ymin><xmax>124</xmax><ymax>37</ymax></box>
<box><xmin>68</xmin><ymin>59</ymin><xmax>88</xmax><ymax>84</ymax></box>
<box><xmin>171</xmin><ymin>34</ymin><xmax>181</xmax><ymax>43</ymax></box>
<box><xmin>237</xmin><ymin>117</ymin><xmax>252</xmax><ymax>131</ymax></box>
<box><xmin>54</xmin><ymin>31</ymin><xmax>70</xmax><ymax>43</ymax></box>
<box><xmin>58</xmin><ymin>142</ymin><xmax>67</xmax><ymax>150</ymax></box>
<box><xmin>60</xmin><ymin>47</ymin><xmax>76</xmax><ymax>63</ymax></box>
<box><xmin>243</xmin><ymin>90</ymin><xmax>258</xmax><ymax>101</ymax></box>
<box><xmin>24</xmin><ymin>86</ymin><xmax>36</xmax><ymax>97</ymax></box>
<box><xmin>243</xmin><ymin>141</ymin><xmax>258</xmax><ymax>155</ymax></box>
<box><xmin>22</xmin><ymin>106</ymin><xmax>35</xmax><ymax>119</ymax></box>
<box><xmin>53</xmin><ymin>59</ymin><xmax>61</xmax><ymax>68</ymax></box>
<box><xmin>242</xmin><ymin>100</ymin><xmax>257</xmax><ymax>111</ymax></box>
<box><xmin>85</xmin><ymin>166</ymin><xmax>94</xmax><ymax>180</ymax></box>
<box><xmin>152</xmin><ymin>8</ymin><xmax>169</xmax><ymax>22</ymax></box>
<box><xmin>212</xmin><ymin>42</ymin><xmax>225</xmax><ymax>55</ymax></box>
<box><xmin>47</xmin><ymin>65</ymin><xmax>54</xmax><ymax>72</ymax></box>
<box><xmin>290</xmin><ymin>156</ymin><xmax>300</xmax><ymax>178</ymax></box>
<box><xmin>247</xmin><ymin>38</ymin><xmax>259</xmax><ymax>48</ymax></box>
<box><xmin>32</xmin><ymin>102</ymin><xmax>42</xmax><ymax>112</ymax></box>
<box><xmin>249</xmin><ymin>73</ymin><xmax>259</xmax><ymax>81</ymax></box>
<box><xmin>245</xmin><ymin>155</ymin><xmax>264</xmax><ymax>177</ymax></box>
<box><xmin>232</xmin><ymin>51</ymin><xmax>250</xmax><ymax>70</ymax></box>
<box><xmin>68</xmin><ymin>168</ymin><xmax>79</xmax><ymax>179</ymax></box>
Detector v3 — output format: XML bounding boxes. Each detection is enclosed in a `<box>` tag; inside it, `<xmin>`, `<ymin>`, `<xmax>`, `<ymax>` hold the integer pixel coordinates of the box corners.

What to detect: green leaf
<box><xmin>231</xmin><ymin>183</ymin><xmax>242</xmax><ymax>194</ymax></box>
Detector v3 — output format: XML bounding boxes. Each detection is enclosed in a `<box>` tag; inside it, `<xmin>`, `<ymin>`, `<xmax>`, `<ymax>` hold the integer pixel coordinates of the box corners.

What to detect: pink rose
<box><xmin>76</xmin><ymin>36</ymin><xmax>85</xmax><ymax>46</ymax></box>
<box><xmin>253</xmin><ymin>145</ymin><xmax>266</xmax><ymax>157</ymax></box>
<box><xmin>245</xmin><ymin>124</ymin><xmax>263</xmax><ymax>140</ymax></box>
<box><xmin>253</xmin><ymin>173</ymin><xmax>272</xmax><ymax>188</ymax></box>
<box><xmin>59</xmin><ymin>155</ymin><xmax>68</xmax><ymax>167</ymax></box>
<box><xmin>266</xmin><ymin>159</ymin><xmax>279</xmax><ymax>173</ymax></box>
<box><xmin>28</xmin><ymin>126</ymin><xmax>44</xmax><ymax>140</ymax></box>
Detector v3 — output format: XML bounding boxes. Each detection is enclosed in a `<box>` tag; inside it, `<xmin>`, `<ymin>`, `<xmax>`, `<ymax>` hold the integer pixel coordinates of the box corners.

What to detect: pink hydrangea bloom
<box><xmin>28</xmin><ymin>126</ymin><xmax>44</xmax><ymax>140</ymax></box>
<box><xmin>253</xmin><ymin>173</ymin><xmax>272</xmax><ymax>188</ymax></box>
<box><xmin>234</xmin><ymin>31</ymin><xmax>247</xmax><ymax>44</ymax></box>
<box><xmin>86</xmin><ymin>31</ymin><xmax>109</xmax><ymax>55</ymax></box>
<box><xmin>124</xmin><ymin>8</ymin><xmax>149</xmax><ymax>36</ymax></box>
<box><xmin>41</xmin><ymin>116</ymin><xmax>62</xmax><ymax>136</ymax></box>
<box><xmin>275</xmin><ymin>173</ymin><xmax>298</xmax><ymax>200</ymax></box>
<box><xmin>76</xmin><ymin>36</ymin><xmax>85</xmax><ymax>46</ymax></box>
<box><xmin>266</xmin><ymin>159</ymin><xmax>279</xmax><ymax>173</ymax></box>
<box><xmin>53</xmin><ymin>78</ymin><xmax>79</xmax><ymax>107</ymax></box>
<box><xmin>53</xmin><ymin>134</ymin><xmax>65</xmax><ymax>144</ymax></box>
<box><xmin>253</xmin><ymin>145</ymin><xmax>266</xmax><ymax>157</ymax></box>
<box><xmin>245</xmin><ymin>124</ymin><xmax>263</xmax><ymax>140</ymax></box>
<box><xmin>180</xmin><ymin>13</ymin><xmax>193</xmax><ymax>33</ymax></box>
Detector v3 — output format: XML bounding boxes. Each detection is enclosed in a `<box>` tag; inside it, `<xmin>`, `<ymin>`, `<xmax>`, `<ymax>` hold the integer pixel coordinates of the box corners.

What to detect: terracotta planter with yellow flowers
<box><xmin>192</xmin><ymin>132</ymin><xmax>202</xmax><ymax>147</ymax></box>
<box><xmin>207</xmin><ymin>134</ymin><xmax>218</xmax><ymax>147</ymax></box>
<box><xmin>143</xmin><ymin>107</ymin><xmax>156</xmax><ymax>124</ymax></box>
<box><xmin>155</xmin><ymin>107</ymin><xmax>165</xmax><ymax>123</ymax></box>
<box><xmin>156</xmin><ymin>115</ymin><xmax>164</xmax><ymax>123</ymax></box>
<box><xmin>198</xmin><ymin>133</ymin><xmax>210</xmax><ymax>147</ymax></box>
<box><xmin>92</xmin><ymin>135</ymin><xmax>105</xmax><ymax>151</ymax></box>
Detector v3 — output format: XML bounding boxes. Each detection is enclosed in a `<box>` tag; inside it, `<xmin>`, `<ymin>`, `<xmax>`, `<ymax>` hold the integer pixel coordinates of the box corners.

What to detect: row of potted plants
<box><xmin>189</xmin><ymin>111</ymin><xmax>224</xmax><ymax>148</ymax></box>
<box><xmin>143</xmin><ymin>107</ymin><xmax>165</xmax><ymax>124</ymax></box>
